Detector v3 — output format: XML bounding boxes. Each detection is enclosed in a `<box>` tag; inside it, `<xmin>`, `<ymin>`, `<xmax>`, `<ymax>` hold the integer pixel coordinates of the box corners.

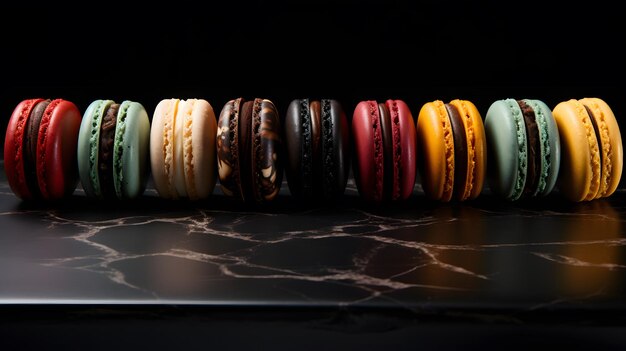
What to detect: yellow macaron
<box><xmin>552</xmin><ymin>98</ymin><xmax>623</xmax><ymax>201</ymax></box>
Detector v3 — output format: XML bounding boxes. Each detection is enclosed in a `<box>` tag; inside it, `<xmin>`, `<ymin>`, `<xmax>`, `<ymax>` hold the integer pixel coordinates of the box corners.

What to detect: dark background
<box><xmin>1</xmin><ymin>0</ymin><xmax>625</xmax><ymax>159</ymax></box>
<box><xmin>2</xmin><ymin>2</ymin><xmax>626</xmax><ymax>348</ymax></box>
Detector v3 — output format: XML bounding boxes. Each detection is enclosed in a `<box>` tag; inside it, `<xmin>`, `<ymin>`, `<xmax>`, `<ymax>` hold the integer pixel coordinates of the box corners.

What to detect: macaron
<box><xmin>4</xmin><ymin>98</ymin><xmax>82</xmax><ymax>200</ymax></box>
<box><xmin>284</xmin><ymin>99</ymin><xmax>350</xmax><ymax>200</ymax></box>
<box><xmin>351</xmin><ymin>100</ymin><xmax>416</xmax><ymax>202</ymax></box>
<box><xmin>552</xmin><ymin>98</ymin><xmax>622</xmax><ymax>201</ymax></box>
<box><xmin>150</xmin><ymin>98</ymin><xmax>217</xmax><ymax>200</ymax></box>
<box><xmin>78</xmin><ymin>100</ymin><xmax>150</xmax><ymax>199</ymax></box>
<box><xmin>216</xmin><ymin>98</ymin><xmax>283</xmax><ymax>202</ymax></box>
<box><xmin>484</xmin><ymin>99</ymin><xmax>561</xmax><ymax>200</ymax></box>
<box><xmin>416</xmin><ymin>99</ymin><xmax>487</xmax><ymax>201</ymax></box>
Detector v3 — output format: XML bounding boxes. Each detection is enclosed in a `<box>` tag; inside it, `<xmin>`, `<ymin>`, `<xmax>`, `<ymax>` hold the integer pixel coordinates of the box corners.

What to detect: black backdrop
<box><xmin>1</xmin><ymin>1</ymin><xmax>624</xmax><ymax>158</ymax></box>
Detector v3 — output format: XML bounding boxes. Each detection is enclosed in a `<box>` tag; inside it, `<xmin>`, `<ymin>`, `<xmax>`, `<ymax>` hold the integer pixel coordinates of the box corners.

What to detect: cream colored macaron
<box><xmin>150</xmin><ymin>98</ymin><xmax>217</xmax><ymax>200</ymax></box>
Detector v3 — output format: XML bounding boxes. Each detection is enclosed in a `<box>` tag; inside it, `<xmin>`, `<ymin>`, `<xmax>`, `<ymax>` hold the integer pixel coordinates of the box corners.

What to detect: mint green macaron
<box><xmin>484</xmin><ymin>98</ymin><xmax>560</xmax><ymax>200</ymax></box>
<box><xmin>77</xmin><ymin>100</ymin><xmax>150</xmax><ymax>199</ymax></box>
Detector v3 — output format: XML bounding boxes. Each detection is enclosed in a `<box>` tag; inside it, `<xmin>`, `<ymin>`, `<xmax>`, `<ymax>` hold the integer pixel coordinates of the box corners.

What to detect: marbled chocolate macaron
<box><xmin>216</xmin><ymin>98</ymin><xmax>283</xmax><ymax>202</ymax></box>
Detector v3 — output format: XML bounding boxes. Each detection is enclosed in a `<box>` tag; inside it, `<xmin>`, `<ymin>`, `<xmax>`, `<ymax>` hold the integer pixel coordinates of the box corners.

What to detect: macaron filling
<box><xmin>299</xmin><ymin>99</ymin><xmax>313</xmax><ymax>196</ymax></box>
<box><xmin>113</xmin><ymin>102</ymin><xmax>131</xmax><ymax>198</ymax></box>
<box><xmin>506</xmin><ymin>99</ymin><xmax>527</xmax><ymax>200</ymax></box>
<box><xmin>434</xmin><ymin>101</ymin><xmax>455</xmax><ymax>200</ymax></box>
<box><xmin>238</xmin><ymin>100</ymin><xmax>254</xmax><ymax>202</ymax></box>
<box><xmin>23</xmin><ymin>99</ymin><xmax>51</xmax><ymax>197</ymax></box>
<box><xmin>445</xmin><ymin>103</ymin><xmax>468</xmax><ymax>200</ymax></box>
<box><xmin>455</xmin><ymin>100</ymin><xmax>477</xmax><ymax>200</ymax></box>
<box><xmin>251</xmin><ymin>99</ymin><xmax>265</xmax><ymax>202</ymax></box>
<box><xmin>572</xmin><ymin>100</ymin><xmax>601</xmax><ymax>200</ymax></box>
<box><xmin>379</xmin><ymin>102</ymin><xmax>394</xmax><ymax>199</ymax></box>
<box><xmin>387</xmin><ymin>100</ymin><xmax>402</xmax><ymax>200</ymax></box>
<box><xmin>320</xmin><ymin>99</ymin><xmax>335</xmax><ymax>199</ymax></box>
<box><xmin>518</xmin><ymin>100</ymin><xmax>540</xmax><ymax>196</ymax></box>
<box><xmin>180</xmin><ymin>100</ymin><xmax>196</xmax><ymax>199</ymax></box>
<box><xmin>526</xmin><ymin>100</ymin><xmax>551</xmax><ymax>196</ymax></box>
<box><xmin>218</xmin><ymin>98</ymin><xmax>243</xmax><ymax>197</ymax></box>
<box><xmin>98</xmin><ymin>103</ymin><xmax>119</xmax><ymax>198</ymax></box>
<box><xmin>584</xmin><ymin>103</ymin><xmax>609</xmax><ymax>198</ymax></box>
<box><xmin>367</xmin><ymin>101</ymin><xmax>384</xmax><ymax>201</ymax></box>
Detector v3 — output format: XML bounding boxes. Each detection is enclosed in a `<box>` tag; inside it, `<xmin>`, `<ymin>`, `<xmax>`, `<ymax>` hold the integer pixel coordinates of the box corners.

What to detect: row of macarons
<box><xmin>3</xmin><ymin>97</ymin><xmax>622</xmax><ymax>203</ymax></box>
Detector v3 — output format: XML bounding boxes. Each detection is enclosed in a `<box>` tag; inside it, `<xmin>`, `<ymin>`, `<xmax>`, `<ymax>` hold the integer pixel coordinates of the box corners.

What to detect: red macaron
<box><xmin>4</xmin><ymin>99</ymin><xmax>82</xmax><ymax>200</ymax></box>
<box><xmin>351</xmin><ymin>100</ymin><xmax>417</xmax><ymax>202</ymax></box>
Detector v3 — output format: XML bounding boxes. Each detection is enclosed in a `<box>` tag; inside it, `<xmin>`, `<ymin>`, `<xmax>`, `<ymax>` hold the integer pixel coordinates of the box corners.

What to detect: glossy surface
<box><xmin>2</xmin><ymin>161</ymin><xmax>626</xmax><ymax>322</ymax></box>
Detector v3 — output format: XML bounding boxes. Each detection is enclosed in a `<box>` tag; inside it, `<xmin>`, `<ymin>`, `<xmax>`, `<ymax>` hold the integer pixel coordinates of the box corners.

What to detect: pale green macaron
<box><xmin>484</xmin><ymin>98</ymin><xmax>560</xmax><ymax>200</ymax></box>
<box><xmin>77</xmin><ymin>100</ymin><xmax>150</xmax><ymax>199</ymax></box>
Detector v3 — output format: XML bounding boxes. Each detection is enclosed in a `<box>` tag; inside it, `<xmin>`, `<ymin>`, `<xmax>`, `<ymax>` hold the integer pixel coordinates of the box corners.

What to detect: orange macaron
<box><xmin>416</xmin><ymin>99</ymin><xmax>487</xmax><ymax>201</ymax></box>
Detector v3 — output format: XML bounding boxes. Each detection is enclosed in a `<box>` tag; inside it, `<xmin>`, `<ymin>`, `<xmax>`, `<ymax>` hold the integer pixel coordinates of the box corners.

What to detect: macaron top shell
<box><xmin>4</xmin><ymin>99</ymin><xmax>45</xmax><ymax>199</ymax></box>
<box><xmin>326</xmin><ymin>99</ymin><xmax>351</xmax><ymax>198</ymax></box>
<box><xmin>284</xmin><ymin>99</ymin><xmax>313</xmax><ymax>198</ymax></box>
<box><xmin>417</xmin><ymin>100</ymin><xmax>453</xmax><ymax>201</ymax></box>
<box><xmin>5</xmin><ymin>98</ymin><xmax>81</xmax><ymax>200</ymax></box>
<box><xmin>484</xmin><ymin>99</ymin><xmax>528</xmax><ymax>200</ymax></box>
<box><xmin>352</xmin><ymin>101</ymin><xmax>384</xmax><ymax>202</ymax></box>
<box><xmin>78</xmin><ymin>100</ymin><xmax>114</xmax><ymax>198</ymax></box>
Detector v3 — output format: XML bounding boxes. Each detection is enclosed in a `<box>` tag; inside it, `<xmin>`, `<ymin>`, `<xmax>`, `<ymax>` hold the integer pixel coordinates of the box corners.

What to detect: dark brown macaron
<box><xmin>284</xmin><ymin>99</ymin><xmax>350</xmax><ymax>201</ymax></box>
<box><xmin>217</xmin><ymin>98</ymin><xmax>283</xmax><ymax>202</ymax></box>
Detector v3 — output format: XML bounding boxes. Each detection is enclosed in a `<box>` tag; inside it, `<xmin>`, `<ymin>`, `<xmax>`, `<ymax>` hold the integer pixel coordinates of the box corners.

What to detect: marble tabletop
<box><xmin>1</xmin><ymin>160</ymin><xmax>625</xmax><ymax>324</ymax></box>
